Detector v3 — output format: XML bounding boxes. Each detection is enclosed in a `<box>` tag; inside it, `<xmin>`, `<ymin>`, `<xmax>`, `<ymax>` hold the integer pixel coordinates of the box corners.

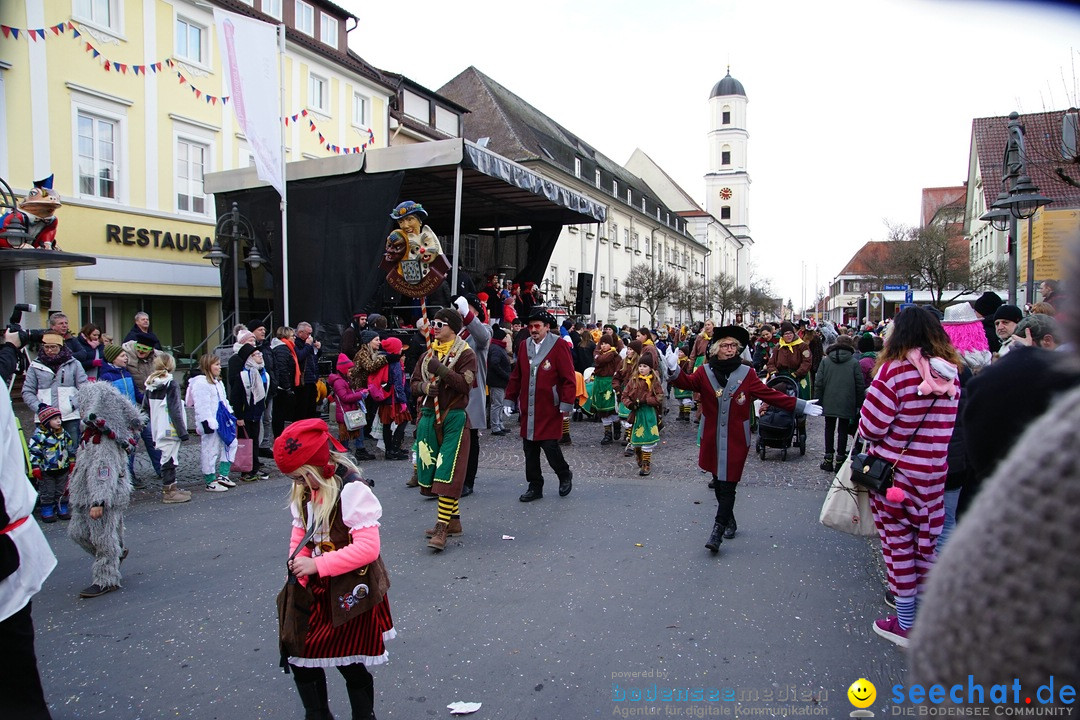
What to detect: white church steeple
<box><xmin>705</xmin><ymin>68</ymin><xmax>751</xmax><ymax>245</ymax></box>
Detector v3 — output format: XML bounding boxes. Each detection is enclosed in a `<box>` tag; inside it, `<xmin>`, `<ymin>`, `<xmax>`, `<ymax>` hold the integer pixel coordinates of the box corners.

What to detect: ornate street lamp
<box><xmin>979</xmin><ymin>112</ymin><xmax>1053</xmax><ymax>304</ymax></box>
<box><xmin>203</xmin><ymin>202</ymin><xmax>264</xmax><ymax>327</ymax></box>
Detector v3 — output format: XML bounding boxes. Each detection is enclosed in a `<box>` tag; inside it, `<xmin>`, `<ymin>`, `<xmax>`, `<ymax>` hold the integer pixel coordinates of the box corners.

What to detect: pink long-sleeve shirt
<box><xmin>288</xmin><ymin>480</ymin><xmax>382</xmax><ymax>585</ymax></box>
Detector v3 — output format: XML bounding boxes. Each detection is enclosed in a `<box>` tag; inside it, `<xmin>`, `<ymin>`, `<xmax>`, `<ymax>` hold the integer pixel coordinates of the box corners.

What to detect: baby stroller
<box><xmin>755</xmin><ymin>374</ymin><xmax>806</xmax><ymax>461</ymax></box>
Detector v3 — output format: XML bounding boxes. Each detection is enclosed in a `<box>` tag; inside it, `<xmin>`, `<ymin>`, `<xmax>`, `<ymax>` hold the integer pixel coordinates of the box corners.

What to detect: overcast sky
<box><xmin>345</xmin><ymin>0</ymin><xmax>1080</xmax><ymax>307</ymax></box>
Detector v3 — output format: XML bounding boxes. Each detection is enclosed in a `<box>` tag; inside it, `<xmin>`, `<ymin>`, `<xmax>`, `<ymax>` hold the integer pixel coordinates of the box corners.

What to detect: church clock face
<box><xmin>719</xmin><ymin>187</ymin><xmax>733</xmax><ymax>200</ymax></box>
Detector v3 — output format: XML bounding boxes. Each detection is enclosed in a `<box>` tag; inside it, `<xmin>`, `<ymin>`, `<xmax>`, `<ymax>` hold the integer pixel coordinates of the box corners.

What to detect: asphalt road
<box><xmin>32</xmin><ymin>409</ymin><xmax>908</xmax><ymax>719</ymax></box>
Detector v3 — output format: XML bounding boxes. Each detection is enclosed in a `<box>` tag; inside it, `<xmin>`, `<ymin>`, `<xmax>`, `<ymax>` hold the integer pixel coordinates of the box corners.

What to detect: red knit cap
<box><xmin>274</xmin><ymin>418</ymin><xmax>345</xmax><ymax>476</ymax></box>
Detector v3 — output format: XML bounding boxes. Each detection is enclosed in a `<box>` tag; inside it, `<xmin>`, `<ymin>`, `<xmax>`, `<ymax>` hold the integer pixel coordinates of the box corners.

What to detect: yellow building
<box><xmin>1</xmin><ymin>0</ymin><xmax>396</xmax><ymax>351</ymax></box>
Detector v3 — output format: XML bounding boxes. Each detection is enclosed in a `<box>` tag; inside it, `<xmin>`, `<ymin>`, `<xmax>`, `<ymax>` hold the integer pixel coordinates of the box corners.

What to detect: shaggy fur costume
<box><xmin>67</xmin><ymin>382</ymin><xmax>143</xmax><ymax>590</ymax></box>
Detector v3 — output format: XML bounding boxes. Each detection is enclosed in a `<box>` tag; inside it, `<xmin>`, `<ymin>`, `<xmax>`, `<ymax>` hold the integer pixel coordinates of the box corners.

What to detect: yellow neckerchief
<box><xmin>637</xmin><ymin>372</ymin><xmax>653</xmax><ymax>389</ymax></box>
<box><xmin>642</xmin><ymin>339</ymin><xmax>654</xmax><ymax>346</ymax></box>
<box><xmin>779</xmin><ymin>336</ymin><xmax>804</xmax><ymax>351</ymax></box>
<box><xmin>430</xmin><ymin>337</ymin><xmax>455</xmax><ymax>360</ymax></box>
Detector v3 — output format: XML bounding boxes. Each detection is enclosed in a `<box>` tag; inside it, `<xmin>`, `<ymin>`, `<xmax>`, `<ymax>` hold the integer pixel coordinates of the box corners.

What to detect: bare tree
<box><xmin>886</xmin><ymin>222</ymin><xmax>982</xmax><ymax>308</ymax></box>
<box><xmin>674</xmin><ymin>277</ymin><xmax>708</xmax><ymax>325</ymax></box>
<box><xmin>709</xmin><ymin>273</ymin><xmax>738</xmax><ymax>324</ymax></box>
<box><xmin>611</xmin><ymin>264</ymin><xmax>680</xmax><ymax>327</ymax></box>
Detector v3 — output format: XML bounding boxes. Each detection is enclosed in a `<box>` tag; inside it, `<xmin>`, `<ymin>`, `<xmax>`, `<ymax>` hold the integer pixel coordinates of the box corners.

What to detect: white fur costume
<box><xmin>67</xmin><ymin>383</ymin><xmax>142</xmax><ymax>590</ymax></box>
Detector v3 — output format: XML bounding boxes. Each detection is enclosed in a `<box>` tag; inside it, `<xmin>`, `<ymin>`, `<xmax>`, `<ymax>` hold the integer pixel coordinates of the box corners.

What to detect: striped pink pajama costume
<box><xmin>857</xmin><ymin>359</ymin><xmax>958</xmax><ymax>598</ymax></box>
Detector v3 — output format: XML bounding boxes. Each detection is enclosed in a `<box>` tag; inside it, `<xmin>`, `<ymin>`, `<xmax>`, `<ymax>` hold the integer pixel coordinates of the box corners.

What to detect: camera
<box><xmin>7</xmin><ymin>302</ymin><xmax>45</xmax><ymax>346</ymax></box>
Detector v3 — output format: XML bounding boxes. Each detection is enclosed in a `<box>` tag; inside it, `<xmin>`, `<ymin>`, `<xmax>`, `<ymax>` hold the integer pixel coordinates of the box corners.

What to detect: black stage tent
<box><xmin>204</xmin><ymin>138</ymin><xmax>605</xmax><ymax>332</ymax></box>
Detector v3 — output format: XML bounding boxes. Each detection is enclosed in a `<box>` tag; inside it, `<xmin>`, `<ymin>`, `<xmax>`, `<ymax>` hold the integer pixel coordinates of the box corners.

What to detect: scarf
<box><xmin>145</xmin><ymin>370</ymin><xmax>173</xmax><ymax>391</ymax></box>
<box><xmin>430</xmin><ymin>337</ymin><xmax>455</xmax><ymax>361</ymax></box>
<box><xmin>283</xmin><ymin>338</ymin><xmax>301</xmax><ymax>386</ymax></box>
<box><xmin>905</xmin><ymin>349</ymin><xmax>958</xmax><ymax>398</ymax></box>
<box><xmin>241</xmin><ymin>363</ymin><xmax>268</xmax><ymax>405</ymax></box>
<box><xmin>708</xmin><ymin>355</ymin><xmax>744</xmax><ymax>387</ymax></box>
<box><xmin>37</xmin><ymin>345</ymin><xmax>73</xmax><ymax>373</ymax></box>
<box><xmin>778</xmin><ymin>337</ymin><xmax>804</xmax><ymax>351</ymax></box>
<box><xmin>642</xmin><ymin>339</ymin><xmax>654</xmax><ymax>346</ymax></box>
<box><xmin>636</xmin><ymin>372</ymin><xmax>654</xmax><ymax>389</ymax></box>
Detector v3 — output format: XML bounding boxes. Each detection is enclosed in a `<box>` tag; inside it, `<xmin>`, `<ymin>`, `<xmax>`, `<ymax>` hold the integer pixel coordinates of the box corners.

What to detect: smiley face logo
<box><xmin>847</xmin><ymin>678</ymin><xmax>876</xmax><ymax>709</ymax></box>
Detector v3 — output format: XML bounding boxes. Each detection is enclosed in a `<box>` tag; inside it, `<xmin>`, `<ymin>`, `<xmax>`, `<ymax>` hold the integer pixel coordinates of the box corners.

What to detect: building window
<box><xmin>721</xmin><ymin>206</ymin><xmax>731</xmax><ymax>220</ymax></box>
<box><xmin>645</xmin><ymin>238</ymin><xmax>651</xmax><ymax>256</ymax></box>
<box><xmin>570</xmin><ymin>268</ymin><xmax>577</xmax><ymax>289</ymax></box>
<box><xmin>402</xmin><ymin>89</ymin><xmax>429</xmax><ymax>123</ymax></box>
<box><xmin>434</xmin><ymin>106</ymin><xmax>458</xmax><ymax>136</ymax></box>
<box><xmin>352</xmin><ymin>93</ymin><xmax>368</xmax><ymax>127</ymax></box>
<box><xmin>176</xmin><ymin>138</ymin><xmax>207</xmax><ymax>214</ymax></box>
<box><xmin>320</xmin><ymin>14</ymin><xmax>338</xmax><ymax>48</ymax></box>
<box><xmin>295</xmin><ymin>1</ymin><xmax>314</xmax><ymax>35</ymax></box>
<box><xmin>613</xmin><ymin>278</ymin><xmax>619</xmax><ymax>295</ymax></box>
<box><xmin>262</xmin><ymin>0</ymin><xmax>282</xmax><ymax>19</ymax></box>
<box><xmin>176</xmin><ymin>17</ymin><xmax>206</xmax><ymax>64</ymax></box>
<box><xmin>595</xmin><ymin>169</ymin><xmax>601</xmax><ymax>188</ymax></box>
<box><xmin>600</xmin><ymin>275</ymin><xmax>606</xmax><ymax>292</ymax></box>
<box><xmin>461</xmin><ymin>235</ymin><xmax>478</xmax><ymax>269</ymax></box>
<box><xmin>658</xmin><ymin>246</ymin><xmax>663</xmax><ymax>263</ymax></box>
<box><xmin>623</xmin><ymin>229</ymin><xmax>629</xmax><ymax>245</ymax></box>
<box><xmin>613</xmin><ymin>180</ymin><xmax>618</xmax><ymax>197</ymax></box>
<box><xmin>308</xmin><ymin>73</ymin><xmax>328</xmax><ymax>113</ymax></box>
<box><xmin>722</xmin><ymin>110</ymin><xmax>731</xmax><ymax>124</ymax></box>
<box><xmin>626</xmin><ymin>188</ymin><xmax>632</xmax><ymax>203</ymax></box>
<box><xmin>77</xmin><ymin>112</ymin><xmax>117</xmax><ymax>199</ymax></box>
<box><xmin>574</xmin><ymin>158</ymin><xmax>581</xmax><ymax>178</ymax></box>
<box><xmin>74</xmin><ymin>0</ymin><xmax>119</xmax><ymax>32</ymax></box>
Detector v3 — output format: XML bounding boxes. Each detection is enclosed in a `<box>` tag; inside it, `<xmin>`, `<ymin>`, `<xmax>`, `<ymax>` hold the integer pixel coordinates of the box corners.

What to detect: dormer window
<box><xmin>320</xmin><ymin>14</ymin><xmax>338</xmax><ymax>48</ymax></box>
<box><xmin>295</xmin><ymin>1</ymin><xmax>314</xmax><ymax>35</ymax></box>
<box><xmin>574</xmin><ymin>158</ymin><xmax>581</xmax><ymax>178</ymax></box>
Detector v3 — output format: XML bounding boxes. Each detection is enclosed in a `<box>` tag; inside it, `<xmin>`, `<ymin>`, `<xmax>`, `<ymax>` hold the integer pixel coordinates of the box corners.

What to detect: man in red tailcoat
<box><xmin>505</xmin><ymin>309</ymin><xmax>576</xmax><ymax>502</ymax></box>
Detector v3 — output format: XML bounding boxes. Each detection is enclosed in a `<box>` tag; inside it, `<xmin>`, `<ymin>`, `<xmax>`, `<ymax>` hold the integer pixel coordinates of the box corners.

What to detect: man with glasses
<box><xmin>292</xmin><ymin>322</ymin><xmax>321</xmax><ymax>420</ymax></box>
<box><xmin>505</xmin><ymin>309</ymin><xmax>577</xmax><ymax>502</ymax></box>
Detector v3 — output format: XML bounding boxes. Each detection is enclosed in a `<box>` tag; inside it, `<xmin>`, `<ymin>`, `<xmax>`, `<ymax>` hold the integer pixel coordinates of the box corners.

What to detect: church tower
<box><xmin>705</xmin><ymin>68</ymin><xmax>751</xmax><ymax>245</ymax></box>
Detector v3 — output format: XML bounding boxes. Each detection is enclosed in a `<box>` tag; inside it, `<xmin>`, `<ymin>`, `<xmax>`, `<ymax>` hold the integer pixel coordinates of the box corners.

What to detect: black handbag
<box><xmin>850</xmin><ymin>398</ymin><xmax>937</xmax><ymax>493</ymax></box>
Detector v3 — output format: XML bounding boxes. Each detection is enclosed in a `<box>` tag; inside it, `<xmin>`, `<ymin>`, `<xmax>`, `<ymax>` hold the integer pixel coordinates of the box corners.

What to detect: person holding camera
<box><xmin>1</xmin><ymin>325</ymin><xmax>22</xmax><ymax>385</ymax></box>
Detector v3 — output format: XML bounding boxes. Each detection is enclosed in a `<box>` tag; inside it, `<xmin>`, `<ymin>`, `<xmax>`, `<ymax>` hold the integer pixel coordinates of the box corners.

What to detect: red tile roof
<box><xmin>921</xmin><ymin>186</ymin><xmax>966</xmax><ymax>227</ymax></box>
<box><xmin>973</xmin><ymin>110</ymin><xmax>1080</xmax><ymax>209</ymax></box>
<box><xmin>838</xmin><ymin>241</ymin><xmax>894</xmax><ymax>276</ymax></box>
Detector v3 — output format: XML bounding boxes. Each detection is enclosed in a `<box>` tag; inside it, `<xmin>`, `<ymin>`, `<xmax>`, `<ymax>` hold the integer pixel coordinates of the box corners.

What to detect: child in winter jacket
<box><xmin>142</xmin><ymin>354</ymin><xmax>191</xmax><ymax>503</ymax></box>
<box><xmin>327</xmin><ymin>353</ymin><xmax>369</xmax><ymax>457</ymax></box>
<box><xmin>369</xmin><ymin>337</ymin><xmax>411</xmax><ymax>460</ymax></box>
<box><xmin>28</xmin><ymin>405</ymin><xmax>75</xmax><ymax>522</ymax></box>
<box><xmin>188</xmin><ymin>354</ymin><xmax>238</xmax><ymax>492</ymax></box>
<box><xmin>621</xmin><ymin>354</ymin><xmax>665</xmax><ymax>476</ymax></box>
<box><xmin>486</xmin><ymin>328</ymin><xmax>511</xmax><ymax>435</ymax></box>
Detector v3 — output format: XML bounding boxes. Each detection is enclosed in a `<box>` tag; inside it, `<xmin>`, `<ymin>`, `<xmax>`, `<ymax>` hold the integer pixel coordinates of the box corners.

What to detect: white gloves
<box><xmin>619</xmin><ymin>346</ymin><xmax>628</xmax><ymax>359</ymax></box>
<box><xmin>664</xmin><ymin>349</ymin><xmax>679</xmax><ymax>373</ymax></box>
<box><xmin>454</xmin><ymin>296</ymin><xmax>469</xmax><ymax>317</ymax></box>
<box><xmin>802</xmin><ymin>399</ymin><xmax>823</xmax><ymax>417</ymax></box>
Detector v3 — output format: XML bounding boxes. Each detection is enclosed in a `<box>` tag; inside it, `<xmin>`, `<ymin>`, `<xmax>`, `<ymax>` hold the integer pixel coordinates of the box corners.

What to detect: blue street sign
<box><xmin>904</xmin><ymin>290</ymin><xmax>914</xmax><ymax>303</ymax></box>
<box><xmin>883</xmin><ymin>284</ymin><xmax>909</xmax><ymax>291</ymax></box>
<box><xmin>898</xmin><ymin>303</ymin><xmax>916</xmax><ymax>311</ymax></box>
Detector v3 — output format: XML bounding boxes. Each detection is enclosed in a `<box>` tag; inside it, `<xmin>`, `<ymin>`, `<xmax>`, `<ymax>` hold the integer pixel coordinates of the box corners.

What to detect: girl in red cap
<box><xmin>274</xmin><ymin>418</ymin><xmax>394</xmax><ymax>720</ymax></box>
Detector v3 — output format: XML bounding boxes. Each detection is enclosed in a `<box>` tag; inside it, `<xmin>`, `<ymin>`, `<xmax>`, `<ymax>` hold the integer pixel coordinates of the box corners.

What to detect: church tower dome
<box><xmin>705</xmin><ymin>66</ymin><xmax>752</xmax><ymax>277</ymax></box>
<box><xmin>709</xmin><ymin>70</ymin><xmax>746</xmax><ymax>99</ymax></box>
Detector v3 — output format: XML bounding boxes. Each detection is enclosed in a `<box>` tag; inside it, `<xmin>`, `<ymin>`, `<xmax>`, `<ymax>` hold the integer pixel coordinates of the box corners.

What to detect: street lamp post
<box><xmin>203</xmin><ymin>202</ymin><xmax>265</xmax><ymax>331</ymax></box>
<box><xmin>980</xmin><ymin>112</ymin><xmax>1052</xmax><ymax>305</ymax></box>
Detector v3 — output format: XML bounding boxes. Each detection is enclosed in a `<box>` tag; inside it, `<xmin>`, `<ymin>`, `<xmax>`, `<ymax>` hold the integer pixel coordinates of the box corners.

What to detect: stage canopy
<box><xmin>205</xmin><ymin>138</ymin><xmax>605</xmax><ymax>330</ymax></box>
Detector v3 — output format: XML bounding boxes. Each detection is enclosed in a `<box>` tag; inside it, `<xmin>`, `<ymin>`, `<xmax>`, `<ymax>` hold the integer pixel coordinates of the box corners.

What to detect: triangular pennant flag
<box><xmin>318</xmin><ymin>133</ymin><xmax>325</xmax><ymax>143</ymax></box>
<box><xmin>11</xmin><ymin>28</ymin><xmax>19</xmax><ymax>40</ymax></box>
<box><xmin>1</xmin><ymin>26</ymin><xmax>10</xmax><ymax>39</ymax></box>
<box><xmin>133</xmin><ymin>65</ymin><xmax>140</xmax><ymax>75</ymax></box>
<box><xmin>52</xmin><ymin>24</ymin><xmax>63</xmax><ymax>35</ymax></box>
<box><xmin>85</xmin><ymin>42</ymin><xmax>92</xmax><ymax>52</ymax></box>
<box><xmin>301</xmin><ymin>109</ymin><xmax>308</xmax><ymax>117</ymax></box>
<box><xmin>104</xmin><ymin>60</ymin><xmax>111</xmax><ymax>71</ymax></box>
<box><xmin>284</xmin><ymin>117</ymin><xmax>289</xmax><ymax>126</ymax></box>
<box><xmin>118</xmin><ymin>63</ymin><xmax>126</xmax><ymax>74</ymax></box>
<box><xmin>166</xmin><ymin>58</ymin><xmax>173</xmax><ymax>67</ymax></box>
<box><xmin>28</xmin><ymin>29</ymin><xmax>39</xmax><ymax>41</ymax></box>
<box><xmin>309</xmin><ymin>120</ymin><xmax>315</xmax><ymax>131</ymax></box>
<box><xmin>91</xmin><ymin>48</ymin><xmax>100</xmax><ymax>58</ymax></box>
<box><xmin>178</xmin><ymin>73</ymin><xmax>187</xmax><ymax>84</ymax></box>
<box><xmin>222</xmin><ymin>96</ymin><xmax>228</xmax><ymax>105</ymax></box>
<box><xmin>72</xmin><ymin>27</ymin><xmax>81</xmax><ymax>38</ymax></box>
<box><xmin>211</xmin><ymin>96</ymin><xmax>217</xmax><ymax>106</ymax></box>
<box><xmin>58</xmin><ymin>22</ymin><xmax>66</xmax><ymax>33</ymax></box>
<box><xmin>194</xmin><ymin>88</ymin><xmax>202</xmax><ymax>98</ymax></box>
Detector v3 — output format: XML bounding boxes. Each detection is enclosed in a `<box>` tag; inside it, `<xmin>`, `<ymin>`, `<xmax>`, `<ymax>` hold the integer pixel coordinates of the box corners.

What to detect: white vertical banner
<box><xmin>214</xmin><ymin>8</ymin><xmax>284</xmax><ymax>198</ymax></box>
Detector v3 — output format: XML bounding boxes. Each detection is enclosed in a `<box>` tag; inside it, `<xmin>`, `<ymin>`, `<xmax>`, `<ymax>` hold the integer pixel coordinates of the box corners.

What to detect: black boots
<box><xmin>295</xmin><ymin>679</ymin><xmax>333</xmax><ymax>720</ymax></box>
<box><xmin>345</xmin><ymin>670</ymin><xmax>375</xmax><ymax>720</ymax></box>
<box><xmin>705</xmin><ymin>523</ymin><xmax>724</xmax><ymax>553</ymax></box>
<box><xmin>820</xmin><ymin>454</ymin><xmax>834</xmax><ymax>472</ymax></box>
<box><xmin>601</xmin><ymin>425</ymin><xmax>614</xmax><ymax>445</ymax></box>
<box><xmin>723</xmin><ymin>517</ymin><xmax>737</xmax><ymax>539</ymax></box>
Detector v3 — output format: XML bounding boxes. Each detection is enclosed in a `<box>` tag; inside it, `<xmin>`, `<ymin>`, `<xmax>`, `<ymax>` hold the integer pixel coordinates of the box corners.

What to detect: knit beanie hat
<box><xmin>856</xmin><ymin>334</ymin><xmax>876</xmax><ymax>353</ymax></box>
<box><xmin>236</xmin><ymin>330</ymin><xmax>256</xmax><ymax>346</ymax></box>
<box><xmin>434</xmin><ymin>308</ymin><xmax>463</xmax><ymax>334</ymax></box>
<box><xmin>246</xmin><ymin>318</ymin><xmax>268</xmax><ymax>333</ymax></box>
<box><xmin>381</xmin><ymin>337</ymin><xmax>403</xmax><ymax>355</ymax></box>
<box><xmin>103</xmin><ymin>344</ymin><xmax>124</xmax><ymax>364</ymax></box>
<box><xmin>336</xmin><ymin>353</ymin><xmax>354</xmax><ymax>374</ymax></box>
<box><xmin>628</xmin><ymin>340</ymin><xmax>643</xmax><ymax>356</ymax></box>
<box><xmin>37</xmin><ymin>405</ymin><xmax>62</xmax><ymax>426</ymax></box>
<box><xmin>971</xmin><ymin>291</ymin><xmax>1003</xmax><ymax>318</ymax></box>
<box><xmin>492</xmin><ymin>325</ymin><xmax>506</xmax><ymax>341</ymax></box>
<box><xmin>273</xmin><ymin>418</ymin><xmax>345</xmax><ymax>476</ymax></box>
<box><xmin>993</xmin><ymin>304</ymin><xmax>1023</xmax><ymax>324</ymax></box>
<box><xmin>359</xmin><ymin>329</ymin><xmax>380</xmax><ymax>347</ymax></box>
<box><xmin>637</xmin><ymin>353</ymin><xmax>655</xmax><ymax>369</ymax></box>
<box><xmin>779</xmin><ymin>321</ymin><xmax>796</xmax><ymax>335</ymax></box>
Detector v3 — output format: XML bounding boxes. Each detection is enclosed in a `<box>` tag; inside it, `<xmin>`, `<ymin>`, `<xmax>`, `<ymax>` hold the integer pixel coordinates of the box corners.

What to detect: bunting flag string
<box><xmin>7</xmin><ymin>18</ymin><xmax>372</xmax><ymax>150</ymax></box>
<box><xmin>283</xmin><ymin>109</ymin><xmax>375</xmax><ymax>155</ymax></box>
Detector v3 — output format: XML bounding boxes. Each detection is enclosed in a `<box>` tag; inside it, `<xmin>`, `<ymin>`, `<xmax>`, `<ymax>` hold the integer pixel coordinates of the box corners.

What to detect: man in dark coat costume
<box><xmin>505</xmin><ymin>309</ymin><xmax>576</xmax><ymax>502</ymax></box>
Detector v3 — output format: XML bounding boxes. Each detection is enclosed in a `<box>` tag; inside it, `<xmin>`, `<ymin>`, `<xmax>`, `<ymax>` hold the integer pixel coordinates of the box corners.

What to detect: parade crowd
<box><xmin>3</xmin><ymin>259</ymin><xmax>1077</xmax><ymax>718</ymax></box>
